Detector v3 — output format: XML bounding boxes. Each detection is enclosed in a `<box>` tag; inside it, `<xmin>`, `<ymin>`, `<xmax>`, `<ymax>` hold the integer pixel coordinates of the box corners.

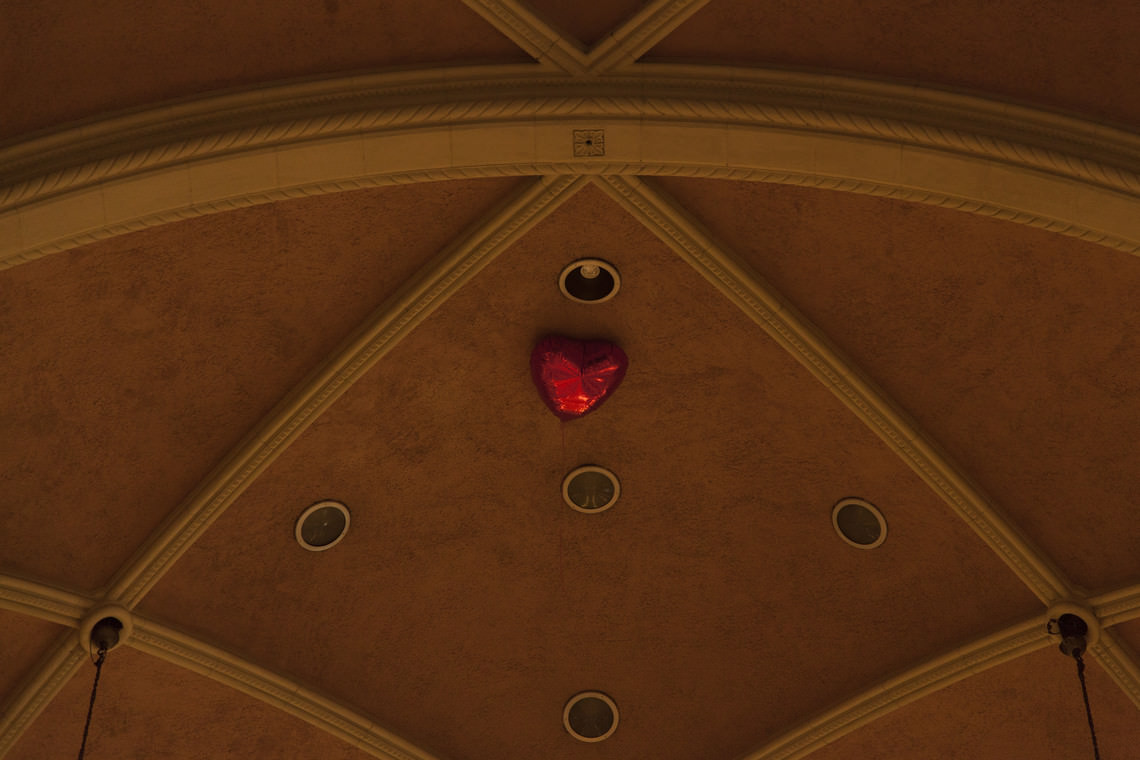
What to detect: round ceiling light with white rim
<box><xmin>295</xmin><ymin>500</ymin><xmax>351</xmax><ymax>551</ymax></box>
<box><xmin>562</xmin><ymin>465</ymin><xmax>620</xmax><ymax>513</ymax></box>
<box><xmin>563</xmin><ymin>691</ymin><xmax>619</xmax><ymax>742</ymax></box>
<box><xmin>832</xmin><ymin>497</ymin><xmax>887</xmax><ymax>549</ymax></box>
<box><xmin>558</xmin><ymin>258</ymin><xmax>620</xmax><ymax>303</ymax></box>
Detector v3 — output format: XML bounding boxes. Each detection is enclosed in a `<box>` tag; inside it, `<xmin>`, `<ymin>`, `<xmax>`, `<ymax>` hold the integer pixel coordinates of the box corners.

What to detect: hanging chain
<box><xmin>76</xmin><ymin>646</ymin><xmax>107</xmax><ymax>760</ymax></box>
<box><xmin>1074</xmin><ymin>651</ymin><xmax>1102</xmax><ymax>760</ymax></box>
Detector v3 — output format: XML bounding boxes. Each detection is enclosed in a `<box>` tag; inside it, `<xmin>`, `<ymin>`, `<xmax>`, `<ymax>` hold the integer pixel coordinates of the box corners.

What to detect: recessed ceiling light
<box><xmin>295</xmin><ymin>500</ymin><xmax>350</xmax><ymax>551</ymax></box>
<box><xmin>559</xmin><ymin>259</ymin><xmax>620</xmax><ymax>303</ymax></box>
<box><xmin>832</xmin><ymin>498</ymin><xmax>886</xmax><ymax>549</ymax></box>
<box><xmin>563</xmin><ymin>691</ymin><xmax>619</xmax><ymax>742</ymax></box>
<box><xmin>562</xmin><ymin>466</ymin><xmax>620</xmax><ymax>513</ymax></box>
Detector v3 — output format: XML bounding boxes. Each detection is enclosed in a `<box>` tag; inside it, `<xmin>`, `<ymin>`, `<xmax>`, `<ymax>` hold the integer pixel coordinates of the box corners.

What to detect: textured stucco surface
<box><xmin>655</xmin><ymin>176</ymin><xmax>1140</xmax><ymax>593</ymax></box>
<box><xmin>7</xmin><ymin>646</ymin><xmax>378</xmax><ymax>760</ymax></box>
<box><xmin>649</xmin><ymin>0</ymin><xmax>1140</xmax><ymax>129</ymax></box>
<box><xmin>0</xmin><ymin>177</ymin><xmax>523</xmax><ymax>591</ymax></box>
<box><xmin>142</xmin><ymin>185</ymin><xmax>1038</xmax><ymax>760</ymax></box>
<box><xmin>0</xmin><ymin>0</ymin><xmax>529</xmax><ymax>141</ymax></box>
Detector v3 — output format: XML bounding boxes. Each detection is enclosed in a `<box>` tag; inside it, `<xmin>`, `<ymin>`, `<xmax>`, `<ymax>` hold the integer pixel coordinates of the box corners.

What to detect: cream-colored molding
<box><xmin>8</xmin><ymin>572</ymin><xmax>1140</xmax><ymax>758</ymax></box>
<box><xmin>595</xmin><ymin>173</ymin><xmax>1073</xmax><ymax>604</ymax></box>
<box><xmin>743</xmin><ymin>618</ymin><xmax>1048</xmax><ymax>760</ymax></box>
<box><xmin>0</xmin><ymin>575</ymin><xmax>90</xmax><ymax>628</ymax></box>
<box><xmin>585</xmin><ymin>0</ymin><xmax>712</xmax><ymax>74</ymax></box>
<box><xmin>103</xmin><ymin>174</ymin><xmax>587</xmax><ymax>607</ymax></box>
<box><xmin>0</xmin><ymin>176</ymin><xmax>587</xmax><ymax>756</ymax></box>
<box><xmin>1092</xmin><ymin>629</ymin><xmax>1140</xmax><ymax>710</ymax></box>
<box><xmin>598</xmin><ymin>171</ymin><xmax>1140</xmax><ymax>734</ymax></box>
<box><xmin>459</xmin><ymin>0</ymin><xmax>710</xmax><ymax>75</ymax></box>
<box><xmin>5</xmin><ymin>65</ymin><xmax>1140</xmax><ymax>269</ymax></box>
<box><xmin>1093</xmin><ymin>582</ymin><xmax>1140</xmax><ymax>627</ymax></box>
<box><xmin>130</xmin><ymin>617</ymin><xmax>440</xmax><ymax>760</ymax></box>
<box><xmin>457</xmin><ymin>0</ymin><xmax>589</xmax><ymax>73</ymax></box>
<box><xmin>0</xmin><ymin>637</ymin><xmax>85</xmax><ymax>757</ymax></box>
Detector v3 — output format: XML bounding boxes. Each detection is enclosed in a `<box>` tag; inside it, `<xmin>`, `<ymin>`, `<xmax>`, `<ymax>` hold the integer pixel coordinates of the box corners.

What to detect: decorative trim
<box><xmin>0</xmin><ymin>575</ymin><xmax>90</xmax><ymax>627</ymax></box>
<box><xmin>1093</xmin><ymin>583</ymin><xmax>1140</xmax><ymax>627</ymax></box>
<box><xmin>459</xmin><ymin>0</ymin><xmax>711</xmax><ymax>75</ymax></box>
<box><xmin>4</xmin><ymin>66</ymin><xmax>1140</xmax><ymax>210</ymax></box>
<box><xmin>595</xmin><ymin>174</ymin><xmax>1074</xmax><ymax>603</ymax></box>
<box><xmin>103</xmin><ymin>175</ymin><xmax>588</xmax><ymax>606</ymax></box>
<box><xmin>130</xmin><ymin>618</ymin><xmax>440</xmax><ymax>760</ymax></box>
<box><xmin>572</xmin><ymin>129</ymin><xmax>606</xmax><ymax>156</ymax></box>
<box><xmin>741</xmin><ymin>619</ymin><xmax>1048</xmax><ymax>760</ymax></box>
<box><xmin>1</xmin><ymin>167</ymin><xmax>538</xmax><ymax>271</ymax></box>
<box><xmin>457</xmin><ymin>0</ymin><xmax>588</xmax><ymax>73</ymax></box>
<box><xmin>7</xmin><ymin>576</ymin><xmax>1140</xmax><ymax>759</ymax></box>
<box><xmin>587</xmin><ymin>0</ymin><xmax>712</xmax><ymax>73</ymax></box>
<box><xmin>1091</xmin><ymin>629</ymin><xmax>1140</xmax><ymax>710</ymax></box>
<box><xmin>4</xmin><ymin>66</ymin><xmax>1140</xmax><ymax>270</ymax></box>
<box><xmin>0</xmin><ymin>639</ymin><xmax>85</xmax><ymax>757</ymax></box>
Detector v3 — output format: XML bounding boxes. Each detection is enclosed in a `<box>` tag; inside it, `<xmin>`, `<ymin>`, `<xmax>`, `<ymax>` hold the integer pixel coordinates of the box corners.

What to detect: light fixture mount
<box><xmin>559</xmin><ymin>259</ymin><xmax>620</xmax><ymax>303</ymax></box>
<box><xmin>563</xmin><ymin>691</ymin><xmax>619</xmax><ymax>742</ymax></box>
<box><xmin>295</xmin><ymin>500</ymin><xmax>351</xmax><ymax>551</ymax></box>
<box><xmin>831</xmin><ymin>497</ymin><xmax>887</xmax><ymax>549</ymax></box>
<box><xmin>562</xmin><ymin>465</ymin><xmax>621</xmax><ymax>513</ymax></box>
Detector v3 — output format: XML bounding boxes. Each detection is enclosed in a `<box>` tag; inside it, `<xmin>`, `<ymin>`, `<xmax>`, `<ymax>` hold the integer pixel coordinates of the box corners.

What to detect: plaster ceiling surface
<box><xmin>0</xmin><ymin>177</ymin><xmax>523</xmax><ymax>591</ymax></box>
<box><xmin>7</xmin><ymin>647</ymin><xmax>378</xmax><ymax>760</ymax></box>
<box><xmin>0</xmin><ymin>0</ymin><xmax>528</xmax><ymax>142</ymax></box>
<box><xmin>649</xmin><ymin>0</ymin><xmax>1140</xmax><ymax>129</ymax></box>
<box><xmin>4</xmin><ymin>1</ymin><xmax>1140</xmax><ymax>760</ymax></box>
<box><xmin>653</xmin><ymin>177</ymin><xmax>1140</xmax><ymax>594</ymax></box>
<box><xmin>140</xmin><ymin>185</ymin><xmax>1040</xmax><ymax>760</ymax></box>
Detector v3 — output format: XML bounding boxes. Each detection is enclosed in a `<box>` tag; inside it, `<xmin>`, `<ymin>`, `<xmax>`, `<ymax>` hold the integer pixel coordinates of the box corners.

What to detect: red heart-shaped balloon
<box><xmin>531</xmin><ymin>335</ymin><xmax>628</xmax><ymax>420</ymax></box>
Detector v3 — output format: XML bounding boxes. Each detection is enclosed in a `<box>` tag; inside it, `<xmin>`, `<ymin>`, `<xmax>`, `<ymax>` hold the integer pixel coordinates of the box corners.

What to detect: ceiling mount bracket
<box><xmin>77</xmin><ymin>604</ymin><xmax>134</xmax><ymax>654</ymax></box>
<box><xmin>1045</xmin><ymin>601</ymin><xmax>1100</xmax><ymax>654</ymax></box>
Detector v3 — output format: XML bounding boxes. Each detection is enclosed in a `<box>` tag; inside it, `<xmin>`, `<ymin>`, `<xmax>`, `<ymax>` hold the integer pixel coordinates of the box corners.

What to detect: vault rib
<box><xmin>586</xmin><ymin>0</ymin><xmax>713</xmax><ymax>74</ymax></box>
<box><xmin>129</xmin><ymin>617</ymin><xmax>442</xmax><ymax>760</ymax></box>
<box><xmin>0</xmin><ymin>175</ymin><xmax>590</xmax><ymax>758</ymax></box>
<box><xmin>102</xmin><ymin>175</ymin><xmax>588</xmax><ymax>609</ymax></box>
<box><xmin>8</xmin><ymin>570</ymin><xmax>1140</xmax><ymax>758</ymax></box>
<box><xmin>0</xmin><ymin>638</ymin><xmax>84</xmax><ymax>758</ymax></box>
<box><xmin>1092</xmin><ymin>630</ymin><xmax>1140</xmax><ymax>709</ymax></box>
<box><xmin>0</xmin><ymin>575</ymin><xmax>90</xmax><ymax>628</ymax></box>
<box><xmin>595</xmin><ymin>173</ymin><xmax>1072</xmax><ymax>602</ymax></box>
<box><xmin>7</xmin><ymin>67</ymin><xmax>1140</xmax><ymax>268</ymax></box>
<box><xmin>741</xmin><ymin>618</ymin><xmax>1048</xmax><ymax>760</ymax></box>
<box><xmin>1093</xmin><ymin>582</ymin><xmax>1140</xmax><ymax>627</ymax></box>
<box><xmin>458</xmin><ymin>0</ymin><xmax>590</xmax><ymax>74</ymax></box>
<box><xmin>595</xmin><ymin>171</ymin><xmax>1140</xmax><ymax>740</ymax></box>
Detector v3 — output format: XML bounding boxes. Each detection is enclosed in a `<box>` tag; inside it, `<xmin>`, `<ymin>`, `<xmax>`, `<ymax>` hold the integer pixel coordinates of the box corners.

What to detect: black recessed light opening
<box><xmin>559</xmin><ymin>259</ymin><xmax>620</xmax><ymax>303</ymax></box>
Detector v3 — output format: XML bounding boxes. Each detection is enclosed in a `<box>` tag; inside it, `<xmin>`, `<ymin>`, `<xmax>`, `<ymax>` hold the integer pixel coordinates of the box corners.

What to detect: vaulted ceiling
<box><xmin>4</xmin><ymin>2</ymin><xmax>1140</xmax><ymax>759</ymax></box>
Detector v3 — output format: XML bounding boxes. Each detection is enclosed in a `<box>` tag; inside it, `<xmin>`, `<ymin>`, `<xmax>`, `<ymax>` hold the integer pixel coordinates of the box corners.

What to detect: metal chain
<box><xmin>1074</xmin><ymin>651</ymin><xmax>1102</xmax><ymax>760</ymax></box>
<box><xmin>76</xmin><ymin>647</ymin><xmax>107</xmax><ymax>760</ymax></box>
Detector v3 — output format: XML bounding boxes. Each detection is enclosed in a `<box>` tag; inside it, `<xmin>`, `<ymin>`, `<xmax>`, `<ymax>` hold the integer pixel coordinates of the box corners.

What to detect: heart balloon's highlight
<box><xmin>531</xmin><ymin>336</ymin><xmax>628</xmax><ymax>420</ymax></box>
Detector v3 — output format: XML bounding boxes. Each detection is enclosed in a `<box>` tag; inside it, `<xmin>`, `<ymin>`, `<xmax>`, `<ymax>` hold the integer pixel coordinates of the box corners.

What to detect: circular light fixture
<box><xmin>832</xmin><ymin>498</ymin><xmax>886</xmax><ymax>549</ymax></box>
<box><xmin>559</xmin><ymin>259</ymin><xmax>620</xmax><ymax>303</ymax></box>
<box><xmin>562</xmin><ymin>466</ymin><xmax>620</xmax><ymax>513</ymax></box>
<box><xmin>295</xmin><ymin>500</ymin><xmax>350</xmax><ymax>551</ymax></box>
<box><xmin>563</xmin><ymin>691</ymin><xmax>619</xmax><ymax>742</ymax></box>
